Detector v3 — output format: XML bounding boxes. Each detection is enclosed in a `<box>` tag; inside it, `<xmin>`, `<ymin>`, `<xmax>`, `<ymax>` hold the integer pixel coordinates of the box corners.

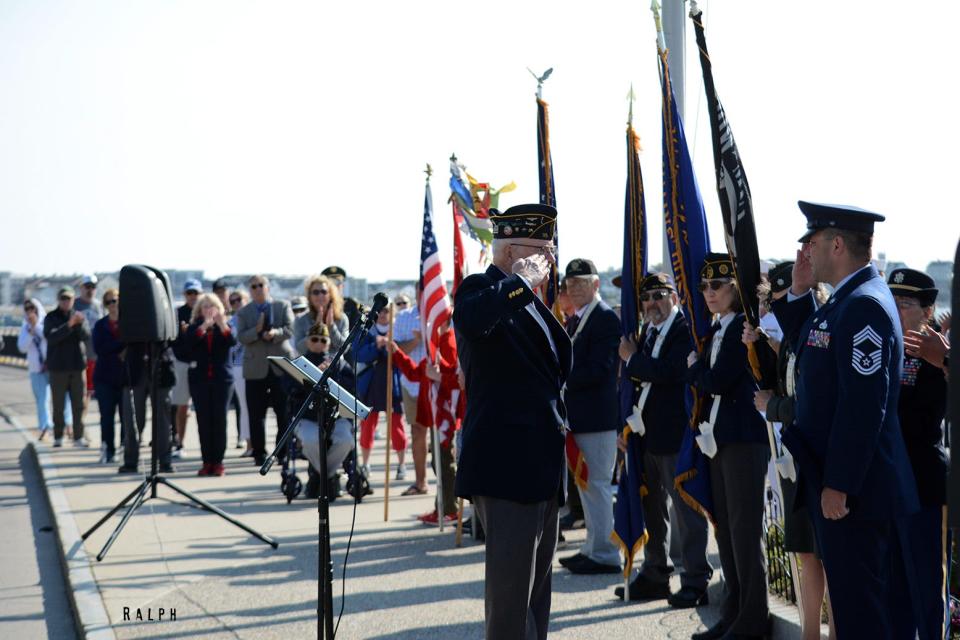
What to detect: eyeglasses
<box><xmin>250</xmin><ymin>283</ymin><xmax>264</xmax><ymax>289</ymax></box>
<box><xmin>229</xmin><ymin>298</ymin><xmax>242</xmax><ymax>305</ymax></box>
<box><xmin>510</xmin><ymin>242</ymin><xmax>556</xmax><ymax>255</ymax></box>
<box><xmin>310</xmin><ymin>289</ymin><xmax>329</xmax><ymax>296</ymax></box>
<box><xmin>185</xmin><ymin>290</ymin><xmax>199</xmax><ymax>295</ymax></box>
<box><xmin>639</xmin><ymin>290</ymin><xmax>671</xmax><ymax>303</ymax></box>
<box><xmin>309</xmin><ymin>336</ymin><xmax>330</xmax><ymax>344</ymax></box>
<box><xmin>698</xmin><ymin>279</ymin><xmax>733</xmax><ymax>292</ymax></box>
<box><xmin>104</xmin><ymin>299</ymin><xmax>118</xmax><ymax>306</ymax></box>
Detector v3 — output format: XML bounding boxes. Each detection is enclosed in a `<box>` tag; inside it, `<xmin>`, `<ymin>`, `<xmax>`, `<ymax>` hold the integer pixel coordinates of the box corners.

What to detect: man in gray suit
<box><xmin>235</xmin><ymin>275</ymin><xmax>294</xmax><ymax>466</ymax></box>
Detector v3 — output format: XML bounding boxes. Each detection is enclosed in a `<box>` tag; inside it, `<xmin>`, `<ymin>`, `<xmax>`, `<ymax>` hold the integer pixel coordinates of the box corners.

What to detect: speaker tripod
<box><xmin>82</xmin><ymin>343</ymin><xmax>278</xmax><ymax>561</ymax></box>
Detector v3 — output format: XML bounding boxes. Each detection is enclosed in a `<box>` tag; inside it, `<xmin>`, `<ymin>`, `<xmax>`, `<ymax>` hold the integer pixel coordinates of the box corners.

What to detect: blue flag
<box><xmin>537</xmin><ymin>97</ymin><xmax>560</xmax><ymax>309</ymax></box>
<box><xmin>612</xmin><ymin>120</ymin><xmax>650</xmax><ymax>578</ymax></box>
<box><xmin>659</xmin><ymin>47</ymin><xmax>714</xmax><ymax>524</ymax></box>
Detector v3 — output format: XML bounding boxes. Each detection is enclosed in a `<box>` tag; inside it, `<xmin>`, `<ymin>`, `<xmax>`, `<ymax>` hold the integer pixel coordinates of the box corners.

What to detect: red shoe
<box><xmin>197</xmin><ymin>463</ymin><xmax>212</xmax><ymax>476</ymax></box>
<box><xmin>212</xmin><ymin>463</ymin><xmax>225</xmax><ymax>476</ymax></box>
<box><xmin>418</xmin><ymin>510</ymin><xmax>457</xmax><ymax>525</ymax></box>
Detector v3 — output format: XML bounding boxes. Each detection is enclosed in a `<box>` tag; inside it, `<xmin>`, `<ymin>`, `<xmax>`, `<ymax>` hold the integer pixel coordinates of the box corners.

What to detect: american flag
<box><xmin>419</xmin><ymin>179</ymin><xmax>452</xmax><ymax>362</ymax></box>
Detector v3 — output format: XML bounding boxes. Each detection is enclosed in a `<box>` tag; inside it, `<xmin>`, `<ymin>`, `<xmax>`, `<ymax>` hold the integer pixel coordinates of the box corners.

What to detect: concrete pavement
<box><xmin>0</xmin><ymin>364</ymin><xmax>807</xmax><ymax>639</ymax></box>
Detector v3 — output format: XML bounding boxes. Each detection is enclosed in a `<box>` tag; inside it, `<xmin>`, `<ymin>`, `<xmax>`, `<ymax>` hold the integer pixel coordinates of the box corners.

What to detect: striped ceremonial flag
<box><xmin>612</xmin><ymin>112</ymin><xmax>650</xmax><ymax>579</ymax></box>
<box><xmin>659</xmin><ymin>43</ymin><xmax>715</xmax><ymax>524</ymax></box>
<box><xmin>419</xmin><ymin>178</ymin><xmax>452</xmax><ymax>362</ymax></box>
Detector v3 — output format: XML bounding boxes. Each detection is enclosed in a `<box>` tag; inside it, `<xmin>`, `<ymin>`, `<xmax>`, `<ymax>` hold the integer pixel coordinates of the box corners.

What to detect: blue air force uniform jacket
<box><xmin>565</xmin><ymin>300</ymin><xmax>621</xmax><ymax>434</ymax></box>
<box><xmin>453</xmin><ymin>265</ymin><xmax>573</xmax><ymax>504</ymax></box>
<box><xmin>776</xmin><ymin>266</ymin><xmax>919</xmax><ymax>521</ymax></box>
<box><xmin>624</xmin><ymin>311</ymin><xmax>694</xmax><ymax>455</ymax></box>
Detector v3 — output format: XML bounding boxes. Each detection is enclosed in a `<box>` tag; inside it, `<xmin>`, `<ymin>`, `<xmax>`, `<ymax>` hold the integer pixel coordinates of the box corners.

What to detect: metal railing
<box><xmin>0</xmin><ymin>327</ymin><xmax>27</xmax><ymax>368</ymax></box>
<box><xmin>764</xmin><ymin>484</ymin><xmax>797</xmax><ymax>604</ymax></box>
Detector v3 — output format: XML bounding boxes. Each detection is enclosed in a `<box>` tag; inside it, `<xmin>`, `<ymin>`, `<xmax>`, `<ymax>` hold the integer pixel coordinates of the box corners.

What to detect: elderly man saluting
<box><xmin>454</xmin><ymin>203</ymin><xmax>572</xmax><ymax>640</ymax></box>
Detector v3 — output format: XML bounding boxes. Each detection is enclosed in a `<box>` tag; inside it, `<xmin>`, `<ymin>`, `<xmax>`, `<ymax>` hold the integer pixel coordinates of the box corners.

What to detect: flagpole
<box><xmin>383</xmin><ymin>302</ymin><xmax>395</xmax><ymax>522</ymax></box>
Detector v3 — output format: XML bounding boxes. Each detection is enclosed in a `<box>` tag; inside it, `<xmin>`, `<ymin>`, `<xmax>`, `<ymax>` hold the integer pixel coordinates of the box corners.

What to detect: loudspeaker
<box><xmin>119</xmin><ymin>264</ymin><xmax>177</xmax><ymax>343</ymax></box>
<box><xmin>948</xmin><ymin>240</ymin><xmax>959</xmax><ymax>527</ymax></box>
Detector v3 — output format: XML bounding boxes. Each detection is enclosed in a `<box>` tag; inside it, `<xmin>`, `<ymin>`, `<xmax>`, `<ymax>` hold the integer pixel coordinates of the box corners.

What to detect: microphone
<box><xmin>369</xmin><ymin>292</ymin><xmax>389</xmax><ymax>317</ymax></box>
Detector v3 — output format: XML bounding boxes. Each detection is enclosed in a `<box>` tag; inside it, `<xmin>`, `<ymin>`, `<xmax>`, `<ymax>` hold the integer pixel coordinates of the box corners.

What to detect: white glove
<box><xmin>776</xmin><ymin>449</ymin><xmax>797</xmax><ymax>482</ymax></box>
<box><xmin>626</xmin><ymin>406</ymin><xmax>645</xmax><ymax>436</ymax></box>
<box><xmin>695</xmin><ymin>421</ymin><xmax>718</xmax><ymax>458</ymax></box>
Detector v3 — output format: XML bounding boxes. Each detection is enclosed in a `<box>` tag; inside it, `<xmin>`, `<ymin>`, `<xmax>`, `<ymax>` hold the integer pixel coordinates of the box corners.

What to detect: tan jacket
<box><xmin>235</xmin><ymin>300</ymin><xmax>294</xmax><ymax>380</ymax></box>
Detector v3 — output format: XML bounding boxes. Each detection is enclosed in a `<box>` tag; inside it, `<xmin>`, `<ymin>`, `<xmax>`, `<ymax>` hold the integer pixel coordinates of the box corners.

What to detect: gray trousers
<box><xmin>573</xmin><ymin>431</ymin><xmax>619</xmax><ymax>565</ymax></box>
<box><xmin>49</xmin><ymin>369</ymin><xmax>85</xmax><ymax>440</ymax></box>
<box><xmin>474</xmin><ymin>495</ymin><xmax>558</xmax><ymax>640</ymax></box>
<box><xmin>709</xmin><ymin>442</ymin><xmax>770</xmax><ymax>636</ymax></box>
<box><xmin>120</xmin><ymin>376</ymin><xmax>148</xmax><ymax>468</ymax></box>
<box><xmin>640</xmin><ymin>450</ymin><xmax>713</xmax><ymax>589</ymax></box>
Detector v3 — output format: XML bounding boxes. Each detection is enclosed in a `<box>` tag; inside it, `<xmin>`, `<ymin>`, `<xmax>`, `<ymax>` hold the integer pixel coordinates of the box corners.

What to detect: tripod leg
<box><xmin>157</xmin><ymin>477</ymin><xmax>279</xmax><ymax>549</ymax></box>
<box><xmin>96</xmin><ymin>480</ymin><xmax>151</xmax><ymax>561</ymax></box>
<box><xmin>82</xmin><ymin>480</ymin><xmax>150</xmax><ymax>541</ymax></box>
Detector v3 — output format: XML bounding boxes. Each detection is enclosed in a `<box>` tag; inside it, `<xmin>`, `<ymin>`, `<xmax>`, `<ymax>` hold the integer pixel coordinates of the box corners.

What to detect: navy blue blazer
<box><xmin>686</xmin><ymin>313</ymin><xmax>767</xmax><ymax>447</ymax></box>
<box><xmin>453</xmin><ymin>265</ymin><xmax>572</xmax><ymax>504</ymax></box>
<box><xmin>183</xmin><ymin>322</ymin><xmax>236</xmax><ymax>385</ymax></box>
<box><xmin>91</xmin><ymin>317</ymin><xmax>126</xmax><ymax>388</ymax></box>
<box><xmin>778</xmin><ymin>265</ymin><xmax>919</xmax><ymax>521</ymax></box>
<box><xmin>566</xmin><ymin>300</ymin><xmax>621</xmax><ymax>434</ymax></box>
<box><xmin>625</xmin><ymin>311</ymin><xmax>694</xmax><ymax>455</ymax></box>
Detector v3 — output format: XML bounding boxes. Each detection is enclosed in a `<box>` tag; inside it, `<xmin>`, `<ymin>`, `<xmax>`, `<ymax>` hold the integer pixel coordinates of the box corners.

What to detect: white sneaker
<box><xmin>53</xmin><ymin>438</ymin><xmax>63</xmax><ymax>448</ymax></box>
<box><xmin>74</xmin><ymin>438</ymin><xmax>90</xmax><ymax>448</ymax></box>
<box><xmin>396</xmin><ymin>463</ymin><xmax>407</xmax><ymax>481</ymax></box>
<box><xmin>171</xmin><ymin>447</ymin><xmax>182</xmax><ymax>460</ymax></box>
<box><xmin>361</xmin><ymin>463</ymin><xmax>371</xmax><ymax>477</ymax></box>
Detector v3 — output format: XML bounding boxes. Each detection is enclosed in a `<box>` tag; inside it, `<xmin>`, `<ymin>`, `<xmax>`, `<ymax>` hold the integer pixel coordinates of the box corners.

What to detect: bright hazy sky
<box><xmin>2</xmin><ymin>0</ymin><xmax>958</xmax><ymax>282</ymax></box>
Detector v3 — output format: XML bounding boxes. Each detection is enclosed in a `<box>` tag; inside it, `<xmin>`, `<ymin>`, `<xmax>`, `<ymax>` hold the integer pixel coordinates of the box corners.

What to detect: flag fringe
<box><xmin>610</xmin><ymin>529</ymin><xmax>650</xmax><ymax>580</ymax></box>
<box><xmin>673</xmin><ymin>471</ymin><xmax>715</xmax><ymax>526</ymax></box>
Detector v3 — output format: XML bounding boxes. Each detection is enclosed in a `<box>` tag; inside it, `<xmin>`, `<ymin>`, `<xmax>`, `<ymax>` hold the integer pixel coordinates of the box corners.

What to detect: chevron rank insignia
<box><xmin>852</xmin><ymin>325</ymin><xmax>883</xmax><ymax>375</ymax></box>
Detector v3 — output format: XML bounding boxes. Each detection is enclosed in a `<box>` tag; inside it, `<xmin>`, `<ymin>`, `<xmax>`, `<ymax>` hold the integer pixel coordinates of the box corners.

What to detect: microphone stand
<box><xmin>260</xmin><ymin>303</ymin><xmax>379</xmax><ymax>640</ymax></box>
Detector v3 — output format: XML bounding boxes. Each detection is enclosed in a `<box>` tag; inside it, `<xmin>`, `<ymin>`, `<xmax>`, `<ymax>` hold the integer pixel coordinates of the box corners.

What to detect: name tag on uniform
<box><xmin>806</xmin><ymin>328</ymin><xmax>831</xmax><ymax>349</ymax></box>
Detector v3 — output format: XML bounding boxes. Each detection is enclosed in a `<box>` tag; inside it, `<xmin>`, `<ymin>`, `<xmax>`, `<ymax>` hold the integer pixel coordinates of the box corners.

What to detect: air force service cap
<box><xmin>490</xmin><ymin>204</ymin><xmax>557</xmax><ymax>241</ymax></box>
<box><xmin>797</xmin><ymin>201</ymin><xmax>885</xmax><ymax>242</ymax></box>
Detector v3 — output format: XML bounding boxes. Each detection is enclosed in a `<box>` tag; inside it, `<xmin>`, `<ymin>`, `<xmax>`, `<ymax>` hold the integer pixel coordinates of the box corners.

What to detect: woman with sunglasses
<box><xmin>887</xmin><ymin>268</ymin><xmax>949</xmax><ymax>638</ymax></box>
<box><xmin>90</xmin><ymin>289</ymin><xmax>126</xmax><ymax>462</ymax></box>
<box><xmin>686</xmin><ymin>253</ymin><xmax>769</xmax><ymax>640</ymax></box>
<box><xmin>294</xmin><ymin>275</ymin><xmax>349</xmax><ymax>356</ymax></box>
<box><xmin>17</xmin><ymin>298</ymin><xmax>73</xmax><ymax>440</ymax></box>
<box><xmin>183</xmin><ymin>293</ymin><xmax>236</xmax><ymax>476</ymax></box>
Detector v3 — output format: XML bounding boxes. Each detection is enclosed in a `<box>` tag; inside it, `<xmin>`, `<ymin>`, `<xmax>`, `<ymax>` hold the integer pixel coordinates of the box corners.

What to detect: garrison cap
<box><xmin>563</xmin><ymin>258</ymin><xmax>598</xmax><ymax>279</ymax></box>
<box><xmin>797</xmin><ymin>201</ymin><xmax>885</xmax><ymax>242</ymax></box>
<box><xmin>768</xmin><ymin>262</ymin><xmax>794</xmax><ymax>294</ymax></box>
<box><xmin>887</xmin><ymin>268</ymin><xmax>938</xmax><ymax>306</ymax></box>
<box><xmin>308</xmin><ymin>321</ymin><xmax>331</xmax><ymax>338</ymax></box>
<box><xmin>700</xmin><ymin>252</ymin><xmax>735</xmax><ymax>281</ymax></box>
<box><xmin>640</xmin><ymin>272</ymin><xmax>676</xmax><ymax>292</ymax></box>
<box><xmin>490</xmin><ymin>204</ymin><xmax>557</xmax><ymax>241</ymax></box>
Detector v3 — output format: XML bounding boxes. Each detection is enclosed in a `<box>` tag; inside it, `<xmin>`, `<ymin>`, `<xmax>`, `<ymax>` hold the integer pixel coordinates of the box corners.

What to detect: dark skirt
<box><xmin>781</xmin><ymin>476</ymin><xmax>818</xmax><ymax>555</ymax></box>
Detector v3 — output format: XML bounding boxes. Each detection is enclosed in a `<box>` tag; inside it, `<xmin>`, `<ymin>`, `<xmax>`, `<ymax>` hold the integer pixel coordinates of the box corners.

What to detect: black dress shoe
<box><xmin>668</xmin><ymin>586</ymin><xmax>709</xmax><ymax>608</ymax></box>
<box><xmin>159</xmin><ymin>463</ymin><xmax>175</xmax><ymax>473</ymax></box>
<box><xmin>558</xmin><ymin>511</ymin><xmax>585</xmax><ymax>530</ymax></box>
<box><xmin>691</xmin><ymin>621</ymin><xmax>729</xmax><ymax>640</ymax></box>
<box><xmin>559</xmin><ymin>552</ymin><xmax>585</xmax><ymax>567</ymax></box>
<box><xmin>613</xmin><ymin>574</ymin><xmax>670</xmax><ymax>601</ymax></box>
<box><xmin>117</xmin><ymin>465</ymin><xmax>139</xmax><ymax>474</ymax></box>
<box><xmin>566</xmin><ymin>556</ymin><xmax>622</xmax><ymax>575</ymax></box>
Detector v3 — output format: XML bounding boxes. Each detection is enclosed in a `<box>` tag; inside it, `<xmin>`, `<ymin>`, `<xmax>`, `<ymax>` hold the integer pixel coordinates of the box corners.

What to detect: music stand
<box><xmin>265</xmin><ymin>355</ymin><xmax>370</xmax><ymax>639</ymax></box>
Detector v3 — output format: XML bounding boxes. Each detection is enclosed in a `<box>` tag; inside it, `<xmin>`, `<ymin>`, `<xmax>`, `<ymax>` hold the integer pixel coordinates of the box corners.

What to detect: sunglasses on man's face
<box><xmin>59</xmin><ymin>295</ymin><xmax>73</xmax><ymax>302</ymax></box>
<box><xmin>250</xmin><ymin>283</ymin><xmax>264</xmax><ymax>290</ymax></box>
<box><xmin>639</xmin><ymin>290</ymin><xmax>671</xmax><ymax>303</ymax></box>
<box><xmin>186</xmin><ymin>290</ymin><xmax>199</xmax><ymax>295</ymax></box>
<box><xmin>309</xmin><ymin>336</ymin><xmax>330</xmax><ymax>344</ymax></box>
<box><xmin>698</xmin><ymin>279</ymin><xmax>732</xmax><ymax>293</ymax></box>
<box><xmin>310</xmin><ymin>289</ymin><xmax>329</xmax><ymax>296</ymax></box>
<box><xmin>229</xmin><ymin>298</ymin><xmax>242</xmax><ymax>305</ymax></box>
<box><xmin>105</xmin><ymin>299</ymin><xmax>118</xmax><ymax>306</ymax></box>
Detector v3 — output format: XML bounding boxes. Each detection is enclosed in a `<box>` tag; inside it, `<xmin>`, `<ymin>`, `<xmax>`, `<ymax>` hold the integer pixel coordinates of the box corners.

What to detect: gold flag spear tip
<box><xmin>651</xmin><ymin>0</ymin><xmax>666</xmax><ymax>52</ymax></box>
<box><xmin>627</xmin><ymin>83</ymin><xmax>636</xmax><ymax>126</ymax></box>
<box><xmin>527</xmin><ymin>67</ymin><xmax>553</xmax><ymax>100</ymax></box>
<box><xmin>425</xmin><ymin>163</ymin><xmax>433</xmax><ymax>181</ymax></box>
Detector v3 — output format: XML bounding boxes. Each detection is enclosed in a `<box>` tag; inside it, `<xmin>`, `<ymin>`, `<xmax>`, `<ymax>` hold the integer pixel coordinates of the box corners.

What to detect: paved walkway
<box><xmin>1</xmin><ymin>364</ymin><xmax>772</xmax><ymax>639</ymax></box>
